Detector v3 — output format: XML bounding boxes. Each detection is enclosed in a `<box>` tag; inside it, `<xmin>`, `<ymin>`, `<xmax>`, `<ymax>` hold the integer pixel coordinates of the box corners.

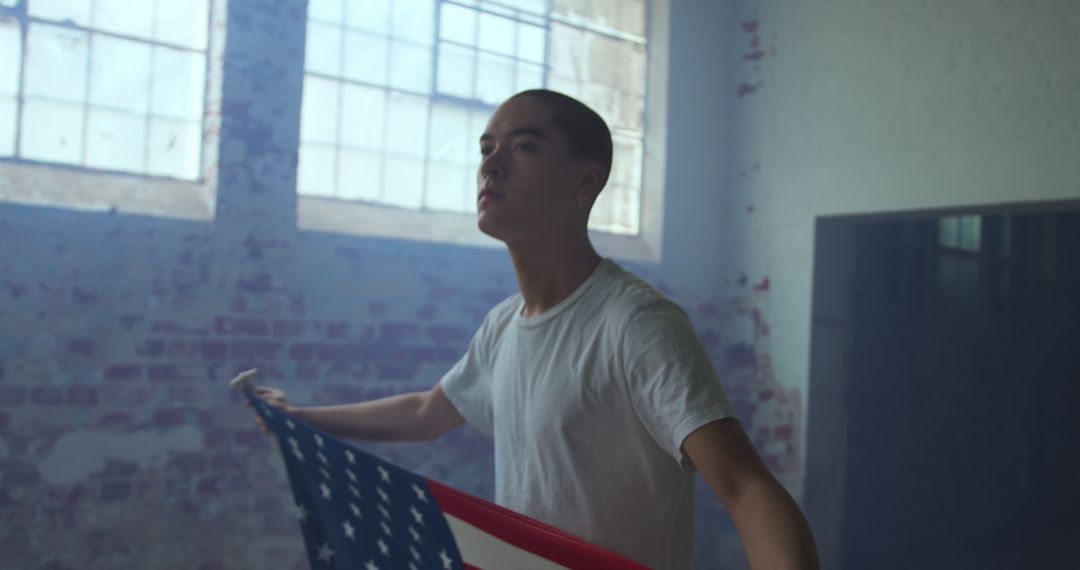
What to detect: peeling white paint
<box><xmin>38</xmin><ymin>425</ymin><xmax>203</xmax><ymax>485</ymax></box>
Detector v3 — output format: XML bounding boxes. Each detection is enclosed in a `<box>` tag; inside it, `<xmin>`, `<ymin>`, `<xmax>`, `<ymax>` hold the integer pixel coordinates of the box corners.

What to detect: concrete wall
<box><xmin>0</xmin><ymin>1</ymin><xmax>796</xmax><ymax>568</ymax></box>
<box><xmin>722</xmin><ymin>0</ymin><xmax>1080</xmax><ymax>567</ymax></box>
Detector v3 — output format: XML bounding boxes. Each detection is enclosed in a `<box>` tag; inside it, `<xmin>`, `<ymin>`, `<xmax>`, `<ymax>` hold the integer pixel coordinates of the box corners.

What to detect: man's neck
<box><xmin>506</xmin><ymin>235</ymin><xmax>603</xmax><ymax>317</ymax></box>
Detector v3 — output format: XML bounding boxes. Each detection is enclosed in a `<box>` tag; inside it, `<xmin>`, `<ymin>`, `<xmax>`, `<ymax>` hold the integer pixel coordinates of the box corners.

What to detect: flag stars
<box><xmin>316</xmin><ymin>543</ymin><xmax>334</xmax><ymax>563</ymax></box>
<box><xmin>377</xmin><ymin>538</ymin><xmax>390</xmax><ymax>556</ymax></box>
<box><xmin>342</xmin><ymin>519</ymin><xmax>356</xmax><ymax>539</ymax></box>
<box><xmin>318</xmin><ymin>451</ymin><xmax>329</xmax><ymax>465</ymax></box>
<box><xmin>314</xmin><ymin>434</ymin><xmax>325</xmax><ymax>448</ymax></box>
<box><xmin>378</xmin><ymin>504</ymin><xmax>390</xmax><ymax>519</ymax></box>
<box><xmin>320</xmin><ymin>467</ymin><xmax>332</xmax><ymax>481</ymax></box>
<box><xmin>377</xmin><ymin>465</ymin><xmax>390</xmax><ymax>483</ymax></box>
<box><xmin>410</xmin><ymin>545</ymin><xmax>421</xmax><ymax>561</ymax></box>
<box><xmin>364</xmin><ymin>559</ymin><xmax>379</xmax><ymax>570</ymax></box>
<box><xmin>320</xmin><ymin>482</ymin><xmax>331</xmax><ymax>500</ymax></box>
<box><xmin>439</xmin><ymin>549</ymin><xmax>453</xmax><ymax>569</ymax></box>
<box><xmin>294</xmin><ymin>502</ymin><xmax>309</xmax><ymax>523</ymax></box>
<box><xmin>410</xmin><ymin>505</ymin><xmax>425</xmax><ymax>526</ymax></box>
<box><xmin>412</xmin><ymin>483</ymin><xmax>428</xmax><ymax>503</ymax></box>
<box><xmin>380</xmin><ymin>520</ymin><xmax>392</xmax><ymax>537</ymax></box>
<box><xmin>349</xmin><ymin>485</ymin><xmax>362</xmax><ymax>498</ymax></box>
<box><xmin>286</xmin><ymin>418</ymin><xmax>295</xmax><ymax>430</ymax></box>
<box><xmin>346</xmin><ymin>469</ymin><xmax>357</xmax><ymax>482</ymax></box>
<box><xmin>376</xmin><ymin>487</ymin><xmax>390</xmax><ymax>504</ymax></box>
<box><xmin>350</xmin><ymin>503</ymin><xmax>362</xmax><ymax>518</ymax></box>
<box><xmin>346</xmin><ymin>449</ymin><xmax>356</xmax><ymax>464</ymax></box>
<box><xmin>408</xmin><ymin>525</ymin><xmax>421</xmax><ymax>543</ymax></box>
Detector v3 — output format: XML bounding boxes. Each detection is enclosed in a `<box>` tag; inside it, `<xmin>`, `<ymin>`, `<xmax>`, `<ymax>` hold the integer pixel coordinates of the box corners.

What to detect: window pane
<box><xmin>515</xmin><ymin>62</ymin><xmax>543</xmax><ymax>92</ymax></box>
<box><xmin>428</xmin><ymin>103</ymin><xmax>469</xmax><ymax>164</ymax></box>
<box><xmin>155</xmin><ymin>0</ymin><xmax>210</xmax><ymax>49</ymax></box>
<box><xmin>384</xmin><ymin>93</ymin><xmax>427</xmax><ymax>156</ymax></box>
<box><xmin>24</xmin><ymin>24</ymin><xmax>89</xmax><ymax>103</ymax></box>
<box><xmin>300</xmin><ymin>76</ymin><xmax>340</xmax><ymax>144</ymax></box>
<box><xmin>424</xmin><ymin>161</ymin><xmax>468</xmax><ymax>212</ymax></box>
<box><xmin>516</xmin><ymin>22</ymin><xmax>544</xmax><ymax>63</ymax></box>
<box><xmin>391</xmin><ymin>0</ymin><xmax>433</xmax><ymax>45</ymax></box>
<box><xmin>439</xmin><ymin>3</ymin><xmax>476</xmax><ymax>47</ymax></box>
<box><xmin>382</xmin><ymin>155</ymin><xmax>423</xmax><ymax>209</ymax></box>
<box><xmin>297</xmin><ymin>143</ymin><xmax>337</xmax><ymax>196</ymax></box>
<box><xmin>306</xmin><ymin>21</ymin><xmax>343</xmax><ymax>76</ymax></box>
<box><xmin>85</xmin><ymin>107</ymin><xmax>146</xmax><ymax>173</ymax></box>
<box><xmin>337</xmin><ymin>148</ymin><xmax>382</xmax><ymax>201</ymax></box>
<box><xmin>146</xmin><ymin>117</ymin><xmax>201</xmax><ymax>179</ymax></box>
<box><xmin>308</xmin><ymin>0</ymin><xmax>344</xmax><ymax>24</ymax></box>
<box><xmin>436</xmin><ymin>43</ymin><xmax>474</xmax><ymax>98</ymax></box>
<box><xmin>343</xmin><ymin>31</ymin><xmax>388</xmax><ymax>84</ymax></box>
<box><xmin>339</xmin><ymin>83</ymin><xmax>385</xmax><ymax>149</ymax></box>
<box><xmin>93</xmin><ymin>0</ymin><xmax>154</xmax><ymax>40</ymax></box>
<box><xmin>553</xmin><ymin>0</ymin><xmax>646</xmax><ymax>37</ymax></box>
<box><xmin>389</xmin><ymin>41</ymin><xmax>431</xmax><ymax>94</ymax></box>
<box><xmin>0</xmin><ymin>96</ymin><xmax>16</xmax><ymax>156</ymax></box>
<box><xmin>0</xmin><ymin>19</ymin><xmax>20</xmax><ymax>95</ymax></box>
<box><xmin>20</xmin><ymin>98</ymin><xmax>84</xmax><ymax>164</ymax></box>
<box><xmin>345</xmin><ymin>0</ymin><xmax>390</xmax><ymax>35</ymax></box>
<box><xmin>89</xmin><ymin>35</ymin><xmax>151</xmax><ymax>113</ymax></box>
<box><xmin>475</xmin><ymin>52</ymin><xmax>514</xmax><ymax>105</ymax></box>
<box><xmin>477</xmin><ymin>12</ymin><xmax>514</xmax><ymax>56</ymax></box>
<box><xmin>29</xmin><ymin>0</ymin><xmax>91</xmax><ymax>26</ymax></box>
<box><xmin>150</xmin><ymin>46</ymin><xmax>207</xmax><ymax>120</ymax></box>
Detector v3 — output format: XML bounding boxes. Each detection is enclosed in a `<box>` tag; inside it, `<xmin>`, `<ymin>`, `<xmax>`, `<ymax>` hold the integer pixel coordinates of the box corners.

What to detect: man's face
<box><xmin>476</xmin><ymin>96</ymin><xmax>594</xmax><ymax>244</ymax></box>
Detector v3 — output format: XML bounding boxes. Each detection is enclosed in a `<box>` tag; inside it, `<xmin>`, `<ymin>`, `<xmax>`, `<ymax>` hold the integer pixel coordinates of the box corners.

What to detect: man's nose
<box><xmin>480</xmin><ymin>153</ymin><xmax>505</xmax><ymax>180</ymax></box>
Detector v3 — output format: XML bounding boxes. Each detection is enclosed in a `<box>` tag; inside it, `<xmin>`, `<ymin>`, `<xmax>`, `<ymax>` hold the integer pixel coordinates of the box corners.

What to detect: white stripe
<box><xmin>444</xmin><ymin>514</ymin><xmax>570</xmax><ymax>570</ymax></box>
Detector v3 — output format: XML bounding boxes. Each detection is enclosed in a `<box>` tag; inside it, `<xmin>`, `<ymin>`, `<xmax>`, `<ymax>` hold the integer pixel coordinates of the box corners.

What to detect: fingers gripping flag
<box><xmin>243</xmin><ymin>390</ymin><xmax>647</xmax><ymax>570</ymax></box>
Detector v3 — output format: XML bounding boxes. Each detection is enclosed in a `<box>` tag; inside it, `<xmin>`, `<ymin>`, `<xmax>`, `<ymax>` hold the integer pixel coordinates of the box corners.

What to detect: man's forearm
<box><xmin>728</xmin><ymin>476</ymin><xmax>820</xmax><ymax>570</ymax></box>
<box><xmin>291</xmin><ymin>391</ymin><xmax>433</xmax><ymax>442</ymax></box>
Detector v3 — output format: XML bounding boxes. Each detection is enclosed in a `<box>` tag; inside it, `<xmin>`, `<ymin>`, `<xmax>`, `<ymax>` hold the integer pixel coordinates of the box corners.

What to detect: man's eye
<box><xmin>480</xmin><ymin>146</ymin><xmax>493</xmax><ymax>156</ymax></box>
<box><xmin>514</xmin><ymin>142</ymin><xmax>536</xmax><ymax>151</ymax></box>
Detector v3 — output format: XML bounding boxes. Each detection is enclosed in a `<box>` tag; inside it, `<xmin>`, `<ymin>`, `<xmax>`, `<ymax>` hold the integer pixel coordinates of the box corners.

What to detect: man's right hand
<box><xmin>249</xmin><ymin>385</ymin><xmax>293</xmax><ymax>434</ymax></box>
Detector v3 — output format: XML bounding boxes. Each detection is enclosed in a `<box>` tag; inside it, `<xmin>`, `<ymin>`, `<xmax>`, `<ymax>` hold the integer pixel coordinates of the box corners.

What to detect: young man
<box><xmin>253</xmin><ymin>90</ymin><xmax>819</xmax><ymax>569</ymax></box>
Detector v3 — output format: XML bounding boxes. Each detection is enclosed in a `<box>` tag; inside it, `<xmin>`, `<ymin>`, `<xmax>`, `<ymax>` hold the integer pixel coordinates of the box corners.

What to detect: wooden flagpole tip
<box><xmin>228</xmin><ymin>368</ymin><xmax>259</xmax><ymax>390</ymax></box>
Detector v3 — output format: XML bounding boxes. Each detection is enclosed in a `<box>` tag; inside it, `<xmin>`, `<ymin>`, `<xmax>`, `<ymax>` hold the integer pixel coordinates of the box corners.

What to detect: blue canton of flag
<box><xmin>245</xmin><ymin>389</ymin><xmax>465</xmax><ymax>570</ymax></box>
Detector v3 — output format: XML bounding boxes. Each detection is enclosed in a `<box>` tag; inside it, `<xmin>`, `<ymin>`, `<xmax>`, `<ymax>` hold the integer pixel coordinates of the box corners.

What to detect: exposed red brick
<box><xmin>104</xmin><ymin>364</ymin><xmax>142</xmax><ymax>381</ymax></box>
<box><xmin>167</xmin><ymin>340</ymin><xmax>199</xmax><ymax>358</ymax></box>
<box><xmin>168</xmin><ymin>384</ymin><xmax>199</xmax><ymax>404</ymax></box>
<box><xmin>98</xmin><ymin>411</ymin><xmax>137</xmax><ymax>429</ymax></box>
<box><xmin>427</xmin><ymin>325</ymin><xmax>467</xmax><ymax>344</ymax></box>
<box><xmin>231</xmin><ymin>340</ymin><xmax>282</xmax><ymax>360</ymax></box>
<box><xmin>0</xmin><ymin>386</ymin><xmax>27</xmax><ymax>407</ymax></box>
<box><xmin>67</xmin><ymin>385</ymin><xmax>98</xmax><ymax>407</ymax></box>
<box><xmin>416</xmin><ymin>304</ymin><xmax>438</xmax><ymax>320</ymax></box>
<box><xmin>273</xmin><ymin>320</ymin><xmax>303</xmax><ymax>337</ymax></box>
<box><xmin>326</xmin><ymin>321</ymin><xmax>348</xmax><ymax>339</ymax></box>
<box><xmin>153</xmin><ymin>408</ymin><xmax>187</xmax><ymax>427</ymax></box>
<box><xmin>68</xmin><ymin>338</ymin><xmax>95</xmax><ymax>357</ymax></box>
<box><xmin>200</xmin><ymin>341</ymin><xmax>228</xmax><ymax>360</ymax></box>
<box><xmin>289</xmin><ymin>343</ymin><xmax>315</xmax><ymax>361</ymax></box>
<box><xmin>234</xmin><ymin>429</ymin><xmax>266</xmax><ymax>447</ymax></box>
<box><xmin>137</xmin><ymin>339</ymin><xmax>166</xmax><ymax>357</ymax></box>
<box><xmin>31</xmin><ymin>386</ymin><xmax>63</xmax><ymax>406</ymax></box>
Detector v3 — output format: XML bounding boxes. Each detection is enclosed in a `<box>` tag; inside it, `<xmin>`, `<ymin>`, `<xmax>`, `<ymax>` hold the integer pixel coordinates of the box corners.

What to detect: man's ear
<box><xmin>575</xmin><ymin>164</ymin><xmax>607</xmax><ymax>210</ymax></box>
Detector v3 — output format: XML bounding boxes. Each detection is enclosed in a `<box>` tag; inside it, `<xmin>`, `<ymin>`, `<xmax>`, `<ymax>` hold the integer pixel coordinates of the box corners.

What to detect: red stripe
<box><xmin>427</xmin><ymin>479</ymin><xmax>648</xmax><ymax>570</ymax></box>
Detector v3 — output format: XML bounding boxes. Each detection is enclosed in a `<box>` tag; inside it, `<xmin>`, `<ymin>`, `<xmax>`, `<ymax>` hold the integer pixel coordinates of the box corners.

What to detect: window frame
<box><xmin>0</xmin><ymin>0</ymin><xmax>225</xmax><ymax>222</ymax></box>
<box><xmin>297</xmin><ymin>0</ymin><xmax>667</xmax><ymax>261</ymax></box>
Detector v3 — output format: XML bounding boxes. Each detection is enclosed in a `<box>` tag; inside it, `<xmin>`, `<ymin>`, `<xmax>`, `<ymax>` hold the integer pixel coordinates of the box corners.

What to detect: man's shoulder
<box><xmin>594</xmin><ymin>261</ymin><xmax>682</xmax><ymax>325</ymax></box>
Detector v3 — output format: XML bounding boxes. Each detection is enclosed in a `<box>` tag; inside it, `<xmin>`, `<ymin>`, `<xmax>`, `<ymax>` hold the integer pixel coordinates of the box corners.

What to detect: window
<box><xmin>297</xmin><ymin>0</ymin><xmax>651</xmax><ymax>238</ymax></box>
<box><xmin>0</xmin><ymin>0</ymin><xmax>210</xmax><ymax>180</ymax></box>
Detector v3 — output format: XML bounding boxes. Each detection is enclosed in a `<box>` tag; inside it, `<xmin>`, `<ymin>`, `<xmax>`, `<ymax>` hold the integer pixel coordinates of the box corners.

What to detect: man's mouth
<box><xmin>478</xmin><ymin>188</ymin><xmax>505</xmax><ymax>201</ymax></box>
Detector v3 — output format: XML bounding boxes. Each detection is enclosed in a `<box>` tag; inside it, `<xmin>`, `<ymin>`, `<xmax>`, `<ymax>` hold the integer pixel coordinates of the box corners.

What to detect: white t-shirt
<box><xmin>440</xmin><ymin>259</ymin><xmax>736</xmax><ymax>570</ymax></box>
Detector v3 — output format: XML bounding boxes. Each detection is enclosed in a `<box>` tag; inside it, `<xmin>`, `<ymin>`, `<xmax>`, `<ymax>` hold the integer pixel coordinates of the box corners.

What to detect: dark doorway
<box><xmin>839</xmin><ymin>209</ymin><xmax>1080</xmax><ymax>568</ymax></box>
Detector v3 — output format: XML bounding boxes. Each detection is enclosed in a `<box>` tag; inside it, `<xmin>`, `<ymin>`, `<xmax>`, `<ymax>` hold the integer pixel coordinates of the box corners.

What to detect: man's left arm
<box><xmin>682</xmin><ymin>418</ymin><xmax>820</xmax><ymax>570</ymax></box>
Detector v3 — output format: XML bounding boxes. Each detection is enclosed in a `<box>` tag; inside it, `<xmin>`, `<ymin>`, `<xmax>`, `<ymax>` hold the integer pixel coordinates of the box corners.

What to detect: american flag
<box><xmin>244</xmin><ymin>389</ymin><xmax>647</xmax><ymax>570</ymax></box>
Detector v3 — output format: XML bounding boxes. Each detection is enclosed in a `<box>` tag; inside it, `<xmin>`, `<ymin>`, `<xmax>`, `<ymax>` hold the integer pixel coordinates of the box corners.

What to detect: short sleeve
<box><xmin>439</xmin><ymin>323</ymin><xmax>495</xmax><ymax>435</ymax></box>
<box><xmin>621</xmin><ymin>300</ymin><xmax>737</xmax><ymax>470</ymax></box>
